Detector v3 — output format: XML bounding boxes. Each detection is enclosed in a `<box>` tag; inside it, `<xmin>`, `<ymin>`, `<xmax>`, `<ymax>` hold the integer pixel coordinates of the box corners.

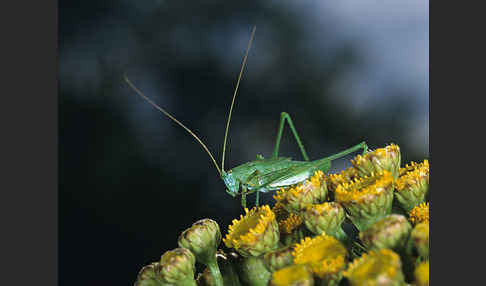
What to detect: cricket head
<box><xmin>222</xmin><ymin>171</ymin><xmax>239</xmax><ymax>197</ymax></box>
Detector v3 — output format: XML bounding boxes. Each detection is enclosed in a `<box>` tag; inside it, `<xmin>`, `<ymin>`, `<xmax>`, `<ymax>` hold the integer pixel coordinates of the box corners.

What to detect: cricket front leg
<box><xmin>241</xmin><ymin>185</ymin><xmax>247</xmax><ymax>208</ymax></box>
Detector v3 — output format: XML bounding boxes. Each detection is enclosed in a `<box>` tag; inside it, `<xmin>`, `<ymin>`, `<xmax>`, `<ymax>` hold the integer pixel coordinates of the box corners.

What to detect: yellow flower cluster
<box><xmin>135</xmin><ymin>144</ymin><xmax>431</xmax><ymax>286</ymax></box>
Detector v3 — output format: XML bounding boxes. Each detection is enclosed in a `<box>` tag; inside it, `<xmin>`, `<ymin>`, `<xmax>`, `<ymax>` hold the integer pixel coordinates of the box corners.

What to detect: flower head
<box><xmin>293</xmin><ymin>233</ymin><xmax>348</xmax><ymax>279</ymax></box>
<box><xmin>236</xmin><ymin>256</ymin><xmax>272</xmax><ymax>286</ymax></box>
<box><xmin>351</xmin><ymin>144</ymin><xmax>401</xmax><ymax>178</ymax></box>
<box><xmin>269</xmin><ymin>264</ymin><xmax>314</xmax><ymax>286</ymax></box>
<box><xmin>178</xmin><ymin>218</ymin><xmax>221</xmax><ymax>266</ymax></box>
<box><xmin>414</xmin><ymin>260</ymin><xmax>429</xmax><ymax>286</ymax></box>
<box><xmin>274</xmin><ymin>170</ymin><xmax>327</xmax><ymax>214</ymax></box>
<box><xmin>273</xmin><ymin>202</ymin><xmax>304</xmax><ymax>234</ymax></box>
<box><xmin>409</xmin><ymin>202</ymin><xmax>429</xmax><ymax>225</ymax></box>
<box><xmin>272</xmin><ymin>202</ymin><xmax>305</xmax><ymax>246</ymax></box>
<box><xmin>335</xmin><ymin>170</ymin><xmax>395</xmax><ymax>231</ymax></box>
<box><xmin>134</xmin><ymin>262</ymin><xmax>162</xmax><ymax>286</ymax></box>
<box><xmin>359</xmin><ymin>214</ymin><xmax>412</xmax><ymax>251</ymax></box>
<box><xmin>343</xmin><ymin>249</ymin><xmax>404</xmax><ymax>286</ymax></box>
<box><xmin>327</xmin><ymin>167</ymin><xmax>361</xmax><ymax>194</ymax></box>
<box><xmin>223</xmin><ymin>205</ymin><xmax>279</xmax><ymax>257</ymax></box>
<box><xmin>394</xmin><ymin>160</ymin><xmax>429</xmax><ymax>212</ymax></box>
<box><xmin>159</xmin><ymin>248</ymin><xmax>197</xmax><ymax>285</ymax></box>
<box><xmin>263</xmin><ymin>244</ymin><xmax>296</xmax><ymax>272</ymax></box>
<box><xmin>301</xmin><ymin>202</ymin><xmax>346</xmax><ymax>241</ymax></box>
<box><xmin>411</xmin><ymin>222</ymin><xmax>429</xmax><ymax>259</ymax></box>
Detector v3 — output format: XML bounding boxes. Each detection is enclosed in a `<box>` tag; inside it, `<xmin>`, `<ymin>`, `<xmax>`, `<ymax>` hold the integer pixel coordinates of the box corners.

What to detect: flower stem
<box><xmin>207</xmin><ymin>260</ymin><xmax>224</xmax><ymax>286</ymax></box>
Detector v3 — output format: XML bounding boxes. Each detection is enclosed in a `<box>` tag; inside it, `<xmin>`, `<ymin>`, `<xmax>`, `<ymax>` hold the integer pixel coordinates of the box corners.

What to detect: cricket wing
<box><xmin>246</xmin><ymin>160</ymin><xmax>328</xmax><ymax>193</ymax></box>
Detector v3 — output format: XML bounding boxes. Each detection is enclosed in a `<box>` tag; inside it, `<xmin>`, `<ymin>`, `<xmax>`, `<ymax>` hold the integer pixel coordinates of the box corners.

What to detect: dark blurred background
<box><xmin>59</xmin><ymin>1</ymin><xmax>428</xmax><ymax>285</ymax></box>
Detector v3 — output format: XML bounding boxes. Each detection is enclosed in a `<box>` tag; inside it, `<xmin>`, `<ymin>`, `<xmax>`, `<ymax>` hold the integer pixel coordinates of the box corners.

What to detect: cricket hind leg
<box><xmin>323</xmin><ymin>141</ymin><xmax>369</xmax><ymax>162</ymax></box>
<box><xmin>272</xmin><ymin>112</ymin><xmax>310</xmax><ymax>161</ymax></box>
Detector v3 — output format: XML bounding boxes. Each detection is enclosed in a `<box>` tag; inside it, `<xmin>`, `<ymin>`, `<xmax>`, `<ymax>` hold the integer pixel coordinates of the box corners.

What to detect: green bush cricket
<box><xmin>124</xmin><ymin>26</ymin><xmax>368</xmax><ymax>208</ymax></box>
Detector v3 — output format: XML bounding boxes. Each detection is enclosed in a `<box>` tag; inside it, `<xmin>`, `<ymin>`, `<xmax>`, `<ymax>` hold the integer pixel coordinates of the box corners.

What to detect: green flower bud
<box><xmin>159</xmin><ymin>248</ymin><xmax>197</xmax><ymax>286</ymax></box>
<box><xmin>263</xmin><ymin>244</ymin><xmax>295</xmax><ymax>272</ymax></box>
<box><xmin>301</xmin><ymin>202</ymin><xmax>347</xmax><ymax>242</ymax></box>
<box><xmin>335</xmin><ymin>170</ymin><xmax>394</xmax><ymax>231</ymax></box>
<box><xmin>351</xmin><ymin>144</ymin><xmax>401</xmax><ymax>178</ymax></box>
<box><xmin>411</xmin><ymin>222</ymin><xmax>429</xmax><ymax>259</ymax></box>
<box><xmin>394</xmin><ymin>160</ymin><xmax>429</xmax><ymax>212</ymax></box>
<box><xmin>134</xmin><ymin>262</ymin><xmax>166</xmax><ymax>286</ymax></box>
<box><xmin>178</xmin><ymin>219</ymin><xmax>221</xmax><ymax>265</ymax></box>
<box><xmin>343</xmin><ymin>249</ymin><xmax>405</xmax><ymax>286</ymax></box>
<box><xmin>223</xmin><ymin>205</ymin><xmax>280</xmax><ymax>257</ymax></box>
<box><xmin>359</xmin><ymin>214</ymin><xmax>412</xmax><ymax>251</ymax></box>
<box><xmin>235</xmin><ymin>256</ymin><xmax>272</xmax><ymax>286</ymax></box>
<box><xmin>269</xmin><ymin>264</ymin><xmax>314</xmax><ymax>286</ymax></box>
<box><xmin>414</xmin><ymin>260</ymin><xmax>429</xmax><ymax>286</ymax></box>
<box><xmin>274</xmin><ymin>170</ymin><xmax>328</xmax><ymax>214</ymax></box>
<box><xmin>178</xmin><ymin>219</ymin><xmax>224</xmax><ymax>286</ymax></box>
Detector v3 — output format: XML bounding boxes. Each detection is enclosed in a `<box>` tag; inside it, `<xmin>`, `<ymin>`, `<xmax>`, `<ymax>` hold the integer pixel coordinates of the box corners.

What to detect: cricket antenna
<box><xmin>124</xmin><ymin>75</ymin><xmax>222</xmax><ymax>176</ymax></box>
<box><xmin>221</xmin><ymin>25</ymin><xmax>257</xmax><ymax>172</ymax></box>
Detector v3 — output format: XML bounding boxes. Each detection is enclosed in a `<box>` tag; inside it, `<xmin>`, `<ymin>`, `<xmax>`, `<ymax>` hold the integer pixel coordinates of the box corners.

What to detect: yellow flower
<box><xmin>343</xmin><ymin>249</ymin><xmax>404</xmax><ymax>286</ymax></box>
<box><xmin>274</xmin><ymin>170</ymin><xmax>327</xmax><ymax>214</ymax></box>
<box><xmin>269</xmin><ymin>264</ymin><xmax>314</xmax><ymax>286</ymax></box>
<box><xmin>327</xmin><ymin>166</ymin><xmax>360</xmax><ymax>194</ymax></box>
<box><xmin>301</xmin><ymin>202</ymin><xmax>347</xmax><ymax>241</ymax></box>
<box><xmin>335</xmin><ymin>170</ymin><xmax>395</xmax><ymax>231</ymax></box>
<box><xmin>351</xmin><ymin>144</ymin><xmax>401</xmax><ymax>178</ymax></box>
<box><xmin>293</xmin><ymin>233</ymin><xmax>347</xmax><ymax>279</ymax></box>
<box><xmin>414</xmin><ymin>260</ymin><xmax>429</xmax><ymax>286</ymax></box>
<box><xmin>409</xmin><ymin>202</ymin><xmax>429</xmax><ymax>225</ymax></box>
<box><xmin>273</xmin><ymin>202</ymin><xmax>303</xmax><ymax>234</ymax></box>
<box><xmin>279</xmin><ymin>213</ymin><xmax>303</xmax><ymax>234</ymax></box>
<box><xmin>223</xmin><ymin>205</ymin><xmax>279</xmax><ymax>257</ymax></box>
<box><xmin>395</xmin><ymin>160</ymin><xmax>429</xmax><ymax>212</ymax></box>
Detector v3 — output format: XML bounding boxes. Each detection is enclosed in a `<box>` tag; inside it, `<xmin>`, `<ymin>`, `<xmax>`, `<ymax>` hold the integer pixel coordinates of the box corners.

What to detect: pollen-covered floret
<box><xmin>223</xmin><ymin>205</ymin><xmax>279</xmax><ymax>257</ymax></box>
<box><xmin>394</xmin><ymin>160</ymin><xmax>429</xmax><ymax>212</ymax></box>
<box><xmin>409</xmin><ymin>202</ymin><xmax>429</xmax><ymax>225</ymax></box>
<box><xmin>292</xmin><ymin>233</ymin><xmax>347</xmax><ymax>278</ymax></box>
